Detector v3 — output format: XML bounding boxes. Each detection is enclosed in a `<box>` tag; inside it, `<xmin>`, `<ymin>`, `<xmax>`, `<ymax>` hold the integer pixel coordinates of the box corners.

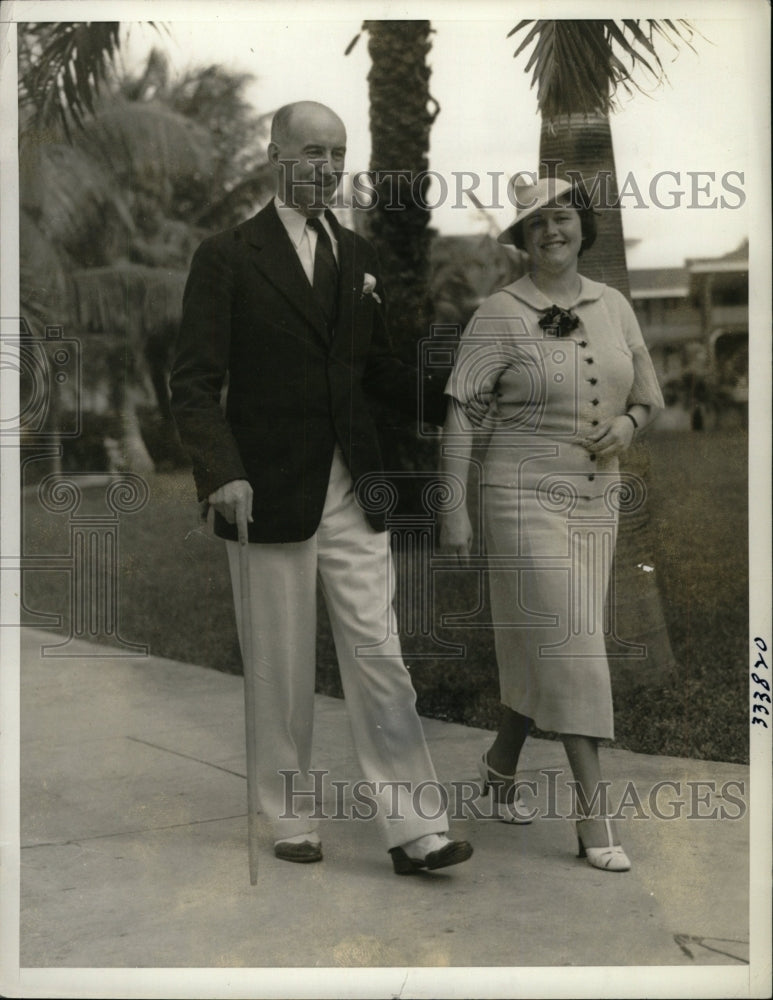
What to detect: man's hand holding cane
<box><xmin>209</xmin><ymin>479</ymin><xmax>254</xmax><ymax>545</ymax></box>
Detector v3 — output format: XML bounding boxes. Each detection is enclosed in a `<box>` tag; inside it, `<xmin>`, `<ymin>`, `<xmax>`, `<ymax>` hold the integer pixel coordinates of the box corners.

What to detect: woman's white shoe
<box><xmin>576</xmin><ymin>817</ymin><xmax>631</xmax><ymax>872</ymax></box>
<box><xmin>477</xmin><ymin>753</ymin><xmax>533</xmax><ymax>825</ymax></box>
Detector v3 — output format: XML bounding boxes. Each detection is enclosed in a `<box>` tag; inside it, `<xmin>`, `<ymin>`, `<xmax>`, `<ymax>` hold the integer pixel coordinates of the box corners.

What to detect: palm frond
<box><xmin>510</xmin><ymin>19</ymin><xmax>703</xmax><ymax>117</ymax></box>
<box><xmin>19</xmin><ymin>209</ymin><xmax>72</xmax><ymax>333</ymax></box>
<box><xmin>193</xmin><ymin>163</ymin><xmax>275</xmax><ymax>229</ymax></box>
<box><xmin>507</xmin><ymin>20</ymin><xmax>532</xmax><ymax>41</ymax></box>
<box><xmin>20</xmin><ymin>136</ymin><xmax>135</xmax><ymax>262</ymax></box>
<box><xmin>166</xmin><ymin>63</ymin><xmax>256</xmax><ymax>124</ymax></box>
<box><xmin>556</xmin><ymin>22</ymin><xmax>614</xmax><ymax>114</ymax></box>
<box><xmin>620</xmin><ymin>20</ymin><xmax>659</xmax><ymax>60</ymax></box>
<box><xmin>70</xmin><ymin>263</ymin><xmax>187</xmax><ymax>338</ymax></box>
<box><xmin>344</xmin><ymin>22</ymin><xmax>368</xmax><ymax>55</ymax></box>
<box><xmin>513</xmin><ymin>19</ymin><xmax>544</xmax><ymax>61</ymax></box>
<box><xmin>607</xmin><ymin>22</ymin><xmax>661</xmax><ymax>80</ymax></box>
<box><xmin>76</xmin><ymin>100</ymin><xmax>214</xmax><ymax>208</ymax></box>
<box><xmin>21</xmin><ymin>22</ymin><xmax>121</xmax><ymax>138</ymax></box>
<box><xmin>651</xmin><ymin>19</ymin><xmax>703</xmax><ymax>56</ymax></box>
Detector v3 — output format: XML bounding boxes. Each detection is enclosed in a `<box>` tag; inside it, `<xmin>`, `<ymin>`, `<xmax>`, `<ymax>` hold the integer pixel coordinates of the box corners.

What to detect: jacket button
<box><xmin>588</xmin><ymin>474</ymin><xmax>595</xmax><ymax>482</ymax></box>
<box><xmin>586</xmin><ymin>357</ymin><xmax>594</xmax><ymax>364</ymax></box>
<box><xmin>592</xmin><ymin>419</ymin><xmax>599</xmax><ymax>425</ymax></box>
<box><xmin>589</xmin><ymin>377</ymin><xmax>598</xmax><ymax>385</ymax></box>
<box><xmin>591</xmin><ymin>399</ymin><xmax>599</xmax><ymax>406</ymax></box>
<box><xmin>590</xmin><ymin>454</ymin><xmax>597</xmax><ymax>462</ymax></box>
<box><xmin>579</xmin><ymin>341</ymin><xmax>587</xmax><ymax>348</ymax></box>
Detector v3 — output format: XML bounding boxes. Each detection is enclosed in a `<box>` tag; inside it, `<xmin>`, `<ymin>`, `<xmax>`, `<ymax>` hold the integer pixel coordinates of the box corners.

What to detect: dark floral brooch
<box><xmin>538</xmin><ymin>305</ymin><xmax>580</xmax><ymax>337</ymax></box>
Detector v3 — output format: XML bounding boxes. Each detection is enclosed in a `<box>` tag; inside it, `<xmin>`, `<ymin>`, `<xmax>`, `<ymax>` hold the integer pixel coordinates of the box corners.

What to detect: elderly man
<box><xmin>170</xmin><ymin>101</ymin><xmax>472</xmax><ymax>874</ymax></box>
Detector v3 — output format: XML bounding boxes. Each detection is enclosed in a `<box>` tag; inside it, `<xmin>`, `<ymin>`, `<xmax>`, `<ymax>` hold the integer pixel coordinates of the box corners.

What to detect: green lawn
<box><xmin>20</xmin><ymin>428</ymin><xmax>748</xmax><ymax>763</ymax></box>
<box><xmin>619</xmin><ymin>429</ymin><xmax>748</xmax><ymax>761</ymax></box>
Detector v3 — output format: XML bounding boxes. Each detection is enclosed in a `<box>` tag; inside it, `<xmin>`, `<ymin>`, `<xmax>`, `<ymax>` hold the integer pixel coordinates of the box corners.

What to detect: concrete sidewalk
<box><xmin>17</xmin><ymin>627</ymin><xmax>749</xmax><ymax>976</ymax></box>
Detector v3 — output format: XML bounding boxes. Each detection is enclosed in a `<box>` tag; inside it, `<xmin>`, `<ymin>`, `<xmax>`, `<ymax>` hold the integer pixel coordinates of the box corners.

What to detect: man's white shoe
<box><xmin>274</xmin><ymin>831</ymin><xmax>322</xmax><ymax>863</ymax></box>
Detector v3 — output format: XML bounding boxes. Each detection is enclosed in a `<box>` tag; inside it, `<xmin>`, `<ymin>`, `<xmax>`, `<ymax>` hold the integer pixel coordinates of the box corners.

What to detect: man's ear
<box><xmin>267</xmin><ymin>142</ymin><xmax>280</xmax><ymax>166</ymax></box>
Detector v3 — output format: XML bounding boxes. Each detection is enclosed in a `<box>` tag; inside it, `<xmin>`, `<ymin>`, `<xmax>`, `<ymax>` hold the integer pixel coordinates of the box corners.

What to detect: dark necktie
<box><xmin>306</xmin><ymin>217</ymin><xmax>338</xmax><ymax>328</ymax></box>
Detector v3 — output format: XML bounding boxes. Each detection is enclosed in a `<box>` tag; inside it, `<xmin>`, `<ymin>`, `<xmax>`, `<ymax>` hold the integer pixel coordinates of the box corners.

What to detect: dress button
<box><xmin>590</xmin><ymin>454</ymin><xmax>596</xmax><ymax>462</ymax></box>
<box><xmin>592</xmin><ymin>419</ymin><xmax>599</xmax><ymax>425</ymax></box>
<box><xmin>591</xmin><ymin>399</ymin><xmax>599</xmax><ymax>406</ymax></box>
<box><xmin>579</xmin><ymin>341</ymin><xmax>587</xmax><ymax>348</ymax></box>
<box><xmin>586</xmin><ymin>357</ymin><xmax>594</xmax><ymax>364</ymax></box>
<box><xmin>588</xmin><ymin>474</ymin><xmax>595</xmax><ymax>482</ymax></box>
<box><xmin>589</xmin><ymin>377</ymin><xmax>597</xmax><ymax>385</ymax></box>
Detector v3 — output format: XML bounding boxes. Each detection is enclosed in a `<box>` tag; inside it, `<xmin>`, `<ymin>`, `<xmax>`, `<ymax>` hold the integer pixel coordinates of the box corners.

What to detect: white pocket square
<box><xmin>361</xmin><ymin>273</ymin><xmax>381</xmax><ymax>303</ymax></box>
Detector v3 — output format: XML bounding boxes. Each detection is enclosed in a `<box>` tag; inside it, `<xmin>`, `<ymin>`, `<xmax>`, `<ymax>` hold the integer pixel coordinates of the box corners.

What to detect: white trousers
<box><xmin>226</xmin><ymin>448</ymin><xmax>448</xmax><ymax>848</ymax></box>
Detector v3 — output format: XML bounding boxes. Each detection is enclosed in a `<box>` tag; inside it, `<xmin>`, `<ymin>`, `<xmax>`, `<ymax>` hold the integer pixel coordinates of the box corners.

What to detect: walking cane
<box><xmin>200</xmin><ymin>497</ymin><xmax>259</xmax><ymax>884</ymax></box>
<box><xmin>237</xmin><ymin>518</ymin><xmax>260</xmax><ymax>885</ymax></box>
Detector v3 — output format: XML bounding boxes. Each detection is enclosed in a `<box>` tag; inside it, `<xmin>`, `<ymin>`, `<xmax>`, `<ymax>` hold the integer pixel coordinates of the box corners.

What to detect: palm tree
<box><xmin>510</xmin><ymin>19</ymin><xmax>702</xmax><ymax>684</ymax></box>
<box><xmin>346</xmin><ymin>21</ymin><xmax>441</xmax><ymax>511</ymax></box>
<box><xmin>510</xmin><ymin>19</ymin><xmax>699</xmax><ymax>293</ymax></box>
<box><xmin>18</xmin><ymin>27</ymin><xmax>274</xmax><ymax>473</ymax></box>
<box><xmin>20</xmin><ymin>75</ymin><xmax>212</xmax><ymax>470</ymax></box>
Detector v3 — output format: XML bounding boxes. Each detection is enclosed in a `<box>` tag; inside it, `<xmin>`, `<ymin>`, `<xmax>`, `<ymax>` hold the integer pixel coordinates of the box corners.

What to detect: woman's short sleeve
<box><xmin>628</xmin><ymin>345</ymin><xmax>665</xmax><ymax>410</ymax></box>
<box><xmin>444</xmin><ymin>294</ymin><xmax>517</xmax><ymax>424</ymax></box>
<box><xmin>616</xmin><ymin>293</ymin><xmax>666</xmax><ymax>410</ymax></box>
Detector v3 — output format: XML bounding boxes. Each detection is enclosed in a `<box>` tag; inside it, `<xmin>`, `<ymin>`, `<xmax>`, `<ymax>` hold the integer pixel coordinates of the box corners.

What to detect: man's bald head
<box><xmin>268</xmin><ymin>101</ymin><xmax>347</xmax><ymax>216</ymax></box>
<box><xmin>270</xmin><ymin>102</ymin><xmax>346</xmax><ymax>148</ymax></box>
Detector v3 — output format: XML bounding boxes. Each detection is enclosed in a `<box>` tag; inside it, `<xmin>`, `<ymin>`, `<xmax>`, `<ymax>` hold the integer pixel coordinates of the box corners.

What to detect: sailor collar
<box><xmin>501</xmin><ymin>274</ymin><xmax>607</xmax><ymax>312</ymax></box>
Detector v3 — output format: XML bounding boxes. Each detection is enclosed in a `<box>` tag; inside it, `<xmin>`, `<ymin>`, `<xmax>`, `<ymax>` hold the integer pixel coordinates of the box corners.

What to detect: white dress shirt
<box><xmin>274</xmin><ymin>196</ymin><xmax>339</xmax><ymax>285</ymax></box>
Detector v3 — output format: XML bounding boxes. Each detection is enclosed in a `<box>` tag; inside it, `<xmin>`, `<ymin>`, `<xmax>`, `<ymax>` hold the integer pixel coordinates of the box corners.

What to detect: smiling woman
<box><xmin>438</xmin><ymin>174</ymin><xmax>666</xmax><ymax>872</ymax></box>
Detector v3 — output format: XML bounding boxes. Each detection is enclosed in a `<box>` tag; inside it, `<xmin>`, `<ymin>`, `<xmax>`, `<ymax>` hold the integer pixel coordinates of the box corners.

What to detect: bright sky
<box><xmin>108</xmin><ymin>1</ymin><xmax>767</xmax><ymax>271</ymax></box>
<box><xmin>6</xmin><ymin>0</ymin><xmax>767</xmax><ymax>270</ymax></box>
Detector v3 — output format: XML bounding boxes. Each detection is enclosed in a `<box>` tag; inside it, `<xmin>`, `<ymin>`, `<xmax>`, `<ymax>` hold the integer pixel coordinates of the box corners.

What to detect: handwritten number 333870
<box><xmin>751</xmin><ymin>636</ymin><xmax>770</xmax><ymax>728</ymax></box>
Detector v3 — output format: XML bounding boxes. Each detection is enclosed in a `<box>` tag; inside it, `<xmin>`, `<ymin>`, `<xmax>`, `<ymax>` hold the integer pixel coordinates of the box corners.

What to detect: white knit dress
<box><xmin>445</xmin><ymin>275</ymin><xmax>665</xmax><ymax>738</ymax></box>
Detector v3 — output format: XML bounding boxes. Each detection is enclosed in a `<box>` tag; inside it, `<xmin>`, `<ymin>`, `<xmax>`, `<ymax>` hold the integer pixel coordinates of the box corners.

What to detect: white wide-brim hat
<box><xmin>497</xmin><ymin>176</ymin><xmax>578</xmax><ymax>246</ymax></box>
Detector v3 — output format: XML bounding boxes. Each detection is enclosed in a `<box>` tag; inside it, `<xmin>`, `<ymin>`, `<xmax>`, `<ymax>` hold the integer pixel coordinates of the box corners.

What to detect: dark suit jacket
<box><xmin>170</xmin><ymin>200</ymin><xmax>445</xmax><ymax>543</ymax></box>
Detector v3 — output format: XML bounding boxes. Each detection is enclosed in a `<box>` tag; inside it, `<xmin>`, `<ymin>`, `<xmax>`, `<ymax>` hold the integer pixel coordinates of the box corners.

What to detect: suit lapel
<box><xmin>240</xmin><ymin>202</ymin><xmax>329</xmax><ymax>342</ymax></box>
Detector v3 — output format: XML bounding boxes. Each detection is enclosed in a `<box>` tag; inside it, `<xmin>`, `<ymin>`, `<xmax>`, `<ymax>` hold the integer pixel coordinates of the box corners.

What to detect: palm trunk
<box><xmin>540</xmin><ymin>112</ymin><xmax>629</xmax><ymax>296</ymax></box>
<box><xmin>362</xmin><ymin>20</ymin><xmax>438</xmax><ymax>511</ymax></box>
<box><xmin>119</xmin><ymin>385</ymin><xmax>155</xmax><ymax>475</ymax></box>
<box><xmin>364</xmin><ymin>19</ymin><xmax>435</xmax><ymax>361</ymax></box>
<box><xmin>540</xmin><ymin>112</ymin><xmax>678</xmax><ymax>687</ymax></box>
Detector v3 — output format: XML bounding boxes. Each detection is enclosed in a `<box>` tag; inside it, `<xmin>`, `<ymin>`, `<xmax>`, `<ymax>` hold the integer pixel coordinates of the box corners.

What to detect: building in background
<box><xmin>629</xmin><ymin>240</ymin><xmax>748</xmax><ymax>430</ymax></box>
